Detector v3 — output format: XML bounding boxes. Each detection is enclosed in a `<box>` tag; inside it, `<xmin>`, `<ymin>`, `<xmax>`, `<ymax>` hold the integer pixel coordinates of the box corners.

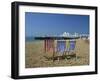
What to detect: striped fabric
<box><xmin>57</xmin><ymin>41</ymin><xmax>66</xmax><ymax>53</ymax></box>
<box><xmin>66</xmin><ymin>40</ymin><xmax>70</xmax><ymax>51</ymax></box>
<box><xmin>54</xmin><ymin>40</ymin><xmax>57</xmax><ymax>52</ymax></box>
<box><xmin>44</xmin><ymin>39</ymin><xmax>76</xmax><ymax>53</ymax></box>
<box><xmin>44</xmin><ymin>39</ymin><xmax>54</xmax><ymax>52</ymax></box>
<box><xmin>69</xmin><ymin>40</ymin><xmax>76</xmax><ymax>50</ymax></box>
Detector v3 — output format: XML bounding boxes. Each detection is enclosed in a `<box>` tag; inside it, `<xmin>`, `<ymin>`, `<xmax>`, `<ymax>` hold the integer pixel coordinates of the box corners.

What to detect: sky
<box><xmin>25</xmin><ymin>12</ymin><xmax>89</xmax><ymax>37</ymax></box>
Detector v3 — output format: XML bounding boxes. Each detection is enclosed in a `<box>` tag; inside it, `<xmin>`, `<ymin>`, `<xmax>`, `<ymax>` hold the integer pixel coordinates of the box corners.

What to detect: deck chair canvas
<box><xmin>56</xmin><ymin>40</ymin><xmax>66</xmax><ymax>61</ymax></box>
<box><xmin>68</xmin><ymin>40</ymin><xmax>76</xmax><ymax>58</ymax></box>
<box><xmin>65</xmin><ymin>40</ymin><xmax>70</xmax><ymax>54</ymax></box>
<box><xmin>57</xmin><ymin>41</ymin><xmax>66</xmax><ymax>53</ymax></box>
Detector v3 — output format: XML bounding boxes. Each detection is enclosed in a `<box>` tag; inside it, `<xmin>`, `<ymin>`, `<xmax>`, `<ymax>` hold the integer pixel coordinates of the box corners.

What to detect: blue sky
<box><xmin>25</xmin><ymin>12</ymin><xmax>89</xmax><ymax>37</ymax></box>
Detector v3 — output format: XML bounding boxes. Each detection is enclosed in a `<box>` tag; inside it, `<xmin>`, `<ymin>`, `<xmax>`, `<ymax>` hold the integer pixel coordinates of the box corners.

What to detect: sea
<box><xmin>25</xmin><ymin>37</ymin><xmax>35</xmax><ymax>42</ymax></box>
<box><xmin>25</xmin><ymin>37</ymin><xmax>41</xmax><ymax>42</ymax></box>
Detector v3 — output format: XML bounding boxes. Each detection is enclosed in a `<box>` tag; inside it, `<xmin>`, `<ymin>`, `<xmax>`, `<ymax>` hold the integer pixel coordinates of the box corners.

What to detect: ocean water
<box><xmin>25</xmin><ymin>37</ymin><xmax>35</xmax><ymax>42</ymax></box>
<box><xmin>26</xmin><ymin>37</ymin><xmax>42</xmax><ymax>42</ymax></box>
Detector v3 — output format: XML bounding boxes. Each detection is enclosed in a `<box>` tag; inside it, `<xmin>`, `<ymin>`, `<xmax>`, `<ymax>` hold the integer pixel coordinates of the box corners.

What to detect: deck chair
<box><xmin>65</xmin><ymin>40</ymin><xmax>70</xmax><ymax>53</ymax></box>
<box><xmin>44</xmin><ymin>39</ymin><xmax>55</xmax><ymax>61</ymax></box>
<box><xmin>68</xmin><ymin>40</ymin><xmax>76</xmax><ymax>59</ymax></box>
<box><xmin>56</xmin><ymin>40</ymin><xmax>66</xmax><ymax>61</ymax></box>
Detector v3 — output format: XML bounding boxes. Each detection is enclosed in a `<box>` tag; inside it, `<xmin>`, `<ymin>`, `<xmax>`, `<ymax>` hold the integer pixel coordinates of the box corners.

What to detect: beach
<box><xmin>25</xmin><ymin>39</ymin><xmax>89</xmax><ymax>68</ymax></box>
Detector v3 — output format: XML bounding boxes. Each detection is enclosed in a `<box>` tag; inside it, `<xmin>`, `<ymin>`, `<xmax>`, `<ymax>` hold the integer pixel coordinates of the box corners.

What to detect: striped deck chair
<box><xmin>44</xmin><ymin>39</ymin><xmax>54</xmax><ymax>53</ymax></box>
<box><xmin>65</xmin><ymin>40</ymin><xmax>70</xmax><ymax>54</ymax></box>
<box><xmin>44</xmin><ymin>39</ymin><xmax>55</xmax><ymax>61</ymax></box>
<box><xmin>69</xmin><ymin>40</ymin><xmax>76</xmax><ymax>51</ymax></box>
<box><xmin>56</xmin><ymin>40</ymin><xmax>66</xmax><ymax>61</ymax></box>
<box><xmin>68</xmin><ymin>40</ymin><xmax>76</xmax><ymax>58</ymax></box>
